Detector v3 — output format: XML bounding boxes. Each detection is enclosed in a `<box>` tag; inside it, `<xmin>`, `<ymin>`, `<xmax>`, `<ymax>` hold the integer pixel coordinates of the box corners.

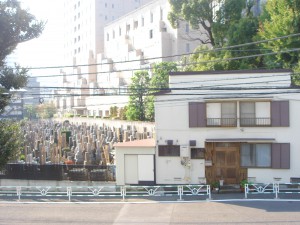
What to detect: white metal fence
<box><xmin>0</xmin><ymin>185</ymin><xmax>211</xmax><ymax>202</ymax></box>
<box><xmin>245</xmin><ymin>182</ymin><xmax>300</xmax><ymax>199</ymax></box>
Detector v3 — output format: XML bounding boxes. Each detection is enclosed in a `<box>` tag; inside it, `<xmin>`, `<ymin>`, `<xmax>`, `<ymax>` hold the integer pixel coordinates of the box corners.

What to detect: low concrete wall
<box><xmin>0</xmin><ymin>179</ymin><xmax>116</xmax><ymax>187</ymax></box>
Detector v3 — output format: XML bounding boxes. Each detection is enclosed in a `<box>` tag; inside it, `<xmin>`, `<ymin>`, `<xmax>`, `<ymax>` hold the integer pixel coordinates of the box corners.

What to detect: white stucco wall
<box><xmin>115</xmin><ymin>146</ymin><xmax>155</xmax><ymax>185</ymax></box>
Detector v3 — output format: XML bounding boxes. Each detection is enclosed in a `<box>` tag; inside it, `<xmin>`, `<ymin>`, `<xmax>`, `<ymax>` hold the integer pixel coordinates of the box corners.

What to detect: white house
<box><xmin>154</xmin><ymin>69</ymin><xmax>300</xmax><ymax>185</ymax></box>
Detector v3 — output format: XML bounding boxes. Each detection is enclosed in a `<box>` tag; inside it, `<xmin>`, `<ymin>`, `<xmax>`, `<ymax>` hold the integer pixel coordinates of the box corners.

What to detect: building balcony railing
<box><xmin>206</xmin><ymin>118</ymin><xmax>237</xmax><ymax>127</ymax></box>
<box><xmin>206</xmin><ymin>117</ymin><xmax>271</xmax><ymax>127</ymax></box>
<box><xmin>240</xmin><ymin>118</ymin><xmax>271</xmax><ymax>127</ymax></box>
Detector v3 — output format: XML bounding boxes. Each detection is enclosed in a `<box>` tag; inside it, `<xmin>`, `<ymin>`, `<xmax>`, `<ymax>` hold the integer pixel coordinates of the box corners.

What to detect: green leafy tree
<box><xmin>168</xmin><ymin>0</ymin><xmax>245</xmax><ymax>47</ymax></box>
<box><xmin>24</xmin><ymin>104</ymin><xmax>38</xmax><ymax>119</ymax></box>
<box><xmin>126</xmin><ymin>71</ymin><xmax>150</xmax><ymax>121</ymax></box>
<box><xmin>0</xmin><ymin>0</ymin><xmax>44</xmax><ymax>64</ymax></box>
<box><xmin>0</xmin><ymin>0</ymin><xmax>44</xmax><ymax>113</ymax></box>
<box><xmin>0</xmin><ymin>0</ymin><xmax>43</xmax><ymax>167</ymax></box>
<box><xmin>258</xmin><ymin>0</ymin><xmax>300</xmax><ymax>68</ymax></box>
<box><xmin>36</xmin><ymin>102</ymin><xmax>57</xmax><ymax>119</ymax></box>
<box><xmin>145</xmin><ymin>62</ymin><xmax>178</xmax><ymax>121</ymax></box>
<box><xmin>109</xmin><ymin>106</ymin><xmax>118</xmax><ymax>119</ymax></box>
<box><xmin>0</xmin><ymin>120</ymin><xmax>24</xmax><ymax>168</ymax></box>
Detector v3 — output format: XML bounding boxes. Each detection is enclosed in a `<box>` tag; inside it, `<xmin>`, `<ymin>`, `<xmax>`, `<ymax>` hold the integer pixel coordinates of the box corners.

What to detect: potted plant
<box><xmin>211</xmin><ymin>181</ymin><xmax>220</xmax><ymax>192</ymax></box>
<box><xmin>240</xmin><ymin>179</ymin><xmax>248</xmax><ymax>192</ymax></box>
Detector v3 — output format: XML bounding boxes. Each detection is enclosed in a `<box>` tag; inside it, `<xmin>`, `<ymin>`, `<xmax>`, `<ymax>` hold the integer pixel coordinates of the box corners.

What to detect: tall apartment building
<box><xmin>57</xmin><ymin>0</ymin><xmax>152</xmax><ymax>115</ymax></box>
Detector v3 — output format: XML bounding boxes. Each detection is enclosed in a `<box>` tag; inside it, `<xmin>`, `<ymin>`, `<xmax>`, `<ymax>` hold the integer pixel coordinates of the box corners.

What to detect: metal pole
<box><xmin>177</xmin><ymin>185</ymin><xmax>183</xmax><ymax>201</ymax></box>
<box><xmin>16</xmin><ymin>186</ymin><xmax>21</xmax><ymax>201</ymax></box>
<box><xmin>207</xmin><ymin>185</ymin><xmax>211</xmax><ymax>200</ymax></box>
<box><xmin>67</xmin><ymin>187</ymin><xmax>72</xmax><ymax>202</ymax></box>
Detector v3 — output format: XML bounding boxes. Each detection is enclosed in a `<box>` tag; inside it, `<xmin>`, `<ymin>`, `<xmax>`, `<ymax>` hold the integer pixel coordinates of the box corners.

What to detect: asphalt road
<box><xmin>1</xmin><ymin>200</ymin><xmax>300</xmax><ymax>225</ymax></box>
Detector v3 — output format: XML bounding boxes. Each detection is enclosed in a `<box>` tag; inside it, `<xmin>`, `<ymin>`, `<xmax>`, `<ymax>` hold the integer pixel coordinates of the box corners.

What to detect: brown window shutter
<box><xmin>280</xmin><ymin>143</ymin><xmax>290</xmax><ymax>169</ymax></box>
<box><xmin>271</xmin><ymin>143</ymin><xmax>281</xmax><ymax>169</ymax></box>
<box><xmin>189</xmin><ymin>102</ymin><xmax>198</xmax><ymax>127</ymax></box>
<box><xmin>280</xmin><ymin>101</ymin><xmax>290</xmax><ymax>127</ymax></box>
<box><xmin>272</xmin><ymin>143</ymin><xmax>290</xmax><ymax>169</ymax></box>
<box><xmin>271</xmin><ymin>101</ymin><xmax>289</xmax><ymax>127</ymax></box>
<box><xmin>197</xmin><ymin>102</ymin><xmax>206</xmax><ymax>127</ymax></box>
<box><xmin>189</xmin><ymin>102</ymin><xmax>206</xmax><ymax>127</ymax></box>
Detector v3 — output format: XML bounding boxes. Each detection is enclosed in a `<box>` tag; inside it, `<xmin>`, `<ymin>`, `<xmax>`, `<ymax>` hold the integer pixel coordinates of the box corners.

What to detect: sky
<box><xmin>8</xmin><ymin>0</ymin><xmax>65</xmax><ymax>86</ymax></box>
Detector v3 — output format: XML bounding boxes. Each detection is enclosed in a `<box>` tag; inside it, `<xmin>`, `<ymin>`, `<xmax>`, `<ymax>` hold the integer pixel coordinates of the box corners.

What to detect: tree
<box><xmin>126</xmin><ymin>71</ymin><xmax>150</xmax><ymax>121</ymax></box>
<box><xmin>0</xmin><ymin>0</ymin><xmax>44</xmax><ymax>64</ymax></box>
<box><xmin>145</xmin><ymin>62</ymin><xmax>178</xmax><ymax>121</ymax></box>
<box><xmin>257</xmin><ymin>0</ymin><xmax>300</xmax><ymax>69</ymax></box>
<box><xmin>36</xmin><ymin>102</ymin><xmax>57</xmax><ymax>119</ymax></box>
<box><xmin>0</xmin><ymin>120</ymin><xmax>24</xmax><ymax>168</ymax></box>
<box><xmin>168</xmin><ymin>0</ymin><xmax>245</xmax><ymax>47</ymax></box>
<box><xmin>0</xmin><ymin>0</ymin><xmax>43</xmax><ymax>167</ymax></box>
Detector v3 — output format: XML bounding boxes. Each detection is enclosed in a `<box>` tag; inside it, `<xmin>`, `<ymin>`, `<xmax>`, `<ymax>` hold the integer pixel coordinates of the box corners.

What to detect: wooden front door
<box><xmin>214</xmin><ymin>143</ymin><xmax>240</xmax><ymax>184</ymax></box>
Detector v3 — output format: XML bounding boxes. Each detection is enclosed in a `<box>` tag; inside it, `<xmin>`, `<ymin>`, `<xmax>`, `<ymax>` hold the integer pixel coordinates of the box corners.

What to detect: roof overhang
<box><xmin>205</xmin><ymin>138</ymin><xmax>276</xmax><ymax>143</ymax></box>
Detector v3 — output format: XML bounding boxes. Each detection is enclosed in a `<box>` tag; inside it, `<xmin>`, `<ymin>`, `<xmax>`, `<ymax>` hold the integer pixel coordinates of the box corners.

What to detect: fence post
<box><xmin>273</xmin><ymin>183</ymin><xmax>279</xmax><ymax>199</ymax></box>
<box><xmin>16</xmin><ymin>186</ymin><xmax>21</xmax><ymax>201</ymax></box>
<box><xmin>67</xmin><ymin>187</ymin><xmax>72</xmax><ymax>202</ymax></box>
<box><xmin>245</xmin><ymin>184</ymin><xmax>248</xmax><ymax>199</ymax></box>
<box><xmin>177</xmin><ymin>185</ymin><xmax>183</xmax><ymax>201</ymax></box>
<box><xmin>120</xmin><ymin>186</ymin><xmax>126</xmax><ymax>201</ymax></box>
<box><xmin>207</xmin><ymin>185</ymin><xmax>211</xmax><ymax>200</ymax></box>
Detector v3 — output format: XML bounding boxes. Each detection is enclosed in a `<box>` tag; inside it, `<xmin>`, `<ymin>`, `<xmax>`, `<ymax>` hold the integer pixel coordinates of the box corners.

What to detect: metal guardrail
<box><xmin>245</xmin><ymin>183</ymin><xmax>300</xmax><ymax>199</ymax></box>
<box><xmin>0</xmin><ymin>185</ymin><xmax>211</xmax><ymax>202</ymax></box>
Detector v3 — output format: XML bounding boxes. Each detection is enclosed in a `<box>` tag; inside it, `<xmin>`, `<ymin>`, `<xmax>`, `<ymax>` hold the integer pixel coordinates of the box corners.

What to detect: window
<box><xmin>241</xmin><ymin>144</ymin><xmax>271</xmax><ymax>167</ymax></box>
<box><xmin>185</xmin><ymin>23</ymin><xmax>189</xmax><ymax>33</ymax></box>
<box><xmin>158</xmin><ymin>145</ymin><xmax>180</xmax><ymax>156</ymax></box>
<box><xmin>206</xmin><ymin>102</ymin><xmax>237</xmax><ymax>127</ymax></box>
<box><xmin>240</xmin><ymin>101</ymin><xmax>271</xmax><ymax>126</ymax></box>
<box><xmin>106</xmin><ymin>33</ymin><xmax>109</xmax><ymax>41</ymax></box>
<box><xmin>149</xmin><ymin>29</ymin><xmax>153</xmax><ymax>39</ymax></box>
<box><xmin>186</xmin><ymin>43</ymin><xmax>190</xmax><ymax>53</ymax></box>
<box><xmin>191</xmin><ymin>148</ymin><xmax>205</xmax><ymax>159</ymax></box>
<box><xmin>150</xmin><ymin>12</ymin><xmax>153</xmax><ymax>23</ymax></box>
<box><xmin>78</xmin><ymin>36</ymin><xmax>80</xmax><ymax>41</ymax></box>
<box><xmin>141</xmin><ymin>17</ymin><xmax>144</xmax><ymax>26</ymax></box>
<box><xmin>113</xmin><ymin>30</ymin><xmax>115</xmax><ymax>39</ymax></box>
<box><xmin>112</xmin><ymin>3</ymin><xmax>114</xmax><ymax>8</ymax></box>
<box><xmin>119</xmin><ymin>27</ymin><xmax>122</xmax><ymax>36</ymax></box>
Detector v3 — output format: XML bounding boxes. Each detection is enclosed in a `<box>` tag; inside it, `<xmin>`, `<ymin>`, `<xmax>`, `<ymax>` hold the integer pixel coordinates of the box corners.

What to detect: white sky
<box><xmin>10</xmin><ymin>0</ymin><xmax>65</xmax><ymax>86</ymax></box>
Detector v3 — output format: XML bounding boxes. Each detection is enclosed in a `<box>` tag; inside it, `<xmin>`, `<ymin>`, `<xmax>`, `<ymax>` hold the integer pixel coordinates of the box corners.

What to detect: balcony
<box><xmin>206</xmin><ymin>117</ymin><xmax>271</xmax><ymax>127</ymax></box>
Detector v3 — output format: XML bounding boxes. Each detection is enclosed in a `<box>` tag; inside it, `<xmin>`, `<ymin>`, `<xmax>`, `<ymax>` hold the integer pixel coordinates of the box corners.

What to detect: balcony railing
<box><xmin>206</xmin><ymin>118</ymin><xmax>237</xmax><ymax>127</ymax></box>
<box><xmin>240</xmin><ymin>118</ymin><xmax>271</xmax><ymax>127</ymax></box>
<box><xmin>206</xmin><ymin>117</ymin><xmax>271</xmax><ymax>127</ymax></box>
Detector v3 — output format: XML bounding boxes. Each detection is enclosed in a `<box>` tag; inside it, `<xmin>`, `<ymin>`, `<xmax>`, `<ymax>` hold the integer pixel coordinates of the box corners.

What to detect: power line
<box><xmin>22</xmin><ymin>32</ymin><xmax>300</xmax><ymax>71</ymax></box>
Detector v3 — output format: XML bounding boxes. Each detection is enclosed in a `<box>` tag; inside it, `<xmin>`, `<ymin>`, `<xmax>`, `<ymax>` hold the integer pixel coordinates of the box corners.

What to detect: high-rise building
<box><xmin>58</xmin><ymin>0</ymin><xmax>152</xmax><ymax>115</ymax></box>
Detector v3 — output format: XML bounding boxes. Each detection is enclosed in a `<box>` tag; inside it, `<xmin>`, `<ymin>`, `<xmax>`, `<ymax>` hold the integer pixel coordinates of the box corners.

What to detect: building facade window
<box><xmin>240</xmin><ymin>101</ymin><xmax>271</xmax><ymax>126</ymax></box>
<box><xmin>149</xmin><ymin>29</ymin><xmax>153</xmax><ymax>39</ymax></box>
<box><xmin>158</xmin><ymin>145</ymin><xmax>180</xmax><ymax>156</ymax></box>
<box><xmin>241</xmin><ymin>143</ymin><xmax>271</xmax><ymax>167</ymax></box>
<box><xmin>206</xmin><ymin>102</ymin><xmax>237</xmax><ymax>127</ymax></box>
<box><xmin>150</xmin><ymin>12</ymin><xmax>153</xmax><ymax>23</ymax></box>
<box><xmin>191</xmin><ymin>148</ymin><xmax>205</xmax><ymax>159</ymax></box>
<box><xmin>185</xmin><ymin>23</ymin><xmax>189</xmax><ymax>33</ymax></box>
<box><xmin>186</xmin><ymin>43</ymin><xmax>190</xmax><ymax>53</ymax></box>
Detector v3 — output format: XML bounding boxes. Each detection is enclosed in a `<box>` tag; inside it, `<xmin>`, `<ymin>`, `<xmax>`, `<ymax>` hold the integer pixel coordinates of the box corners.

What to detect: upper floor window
<box><xmin>206</xmin><ymin>102</ymin><xmax>237</xmax><ymax>127</ymax></box>
<box><xmin>188</xmin><ymin>101</ymin><xmax>289</xmax><ymax>128</ymax></box>
<box><xmin>141</xmin><ymin>17</ymin><xmax>144</xmax><ymax>26</ymax></box>
<box><xmin>240</xmin><ymin>101</ymin><xmax>271</xmax><ymax>126</ymax></box>
<box><xmin>149</xmin><ymin>29</ymin><xmax>153</xmax><ymax>39</ymax></box>
<box><xmin>150</xmin><ymin>12</ymin><xmax>153</xmax><ymax>23</ymax></box>
<box><xmin>185</xmin><ymin>23</ymin><xmax>190</xmax><ymax>33</ymax></box>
